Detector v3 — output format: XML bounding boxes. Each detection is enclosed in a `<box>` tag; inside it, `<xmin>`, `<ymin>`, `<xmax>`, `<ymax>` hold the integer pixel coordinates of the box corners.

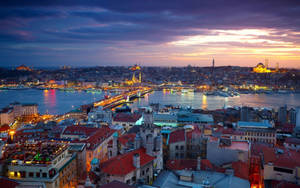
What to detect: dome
<box><xmin>256</xmin><ymin>62</ymin><xmax>265</xmax><ymax>68</ymax></box>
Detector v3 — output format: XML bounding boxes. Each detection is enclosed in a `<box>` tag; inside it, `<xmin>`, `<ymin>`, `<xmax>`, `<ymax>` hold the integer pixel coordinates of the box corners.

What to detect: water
<box><xmin>0</xmin><ymin>89</ymin><xmax>105</xmax><ymax>115</ymax></box>
<box><xmin>130</xmin><ymin>91</ymin><xmax>300</xmax><ymax>110</ymax></box>
<box><xmin>0</xmin><ymin>89</ymin><xmax>300</xmax><ymax>115</ymax></box>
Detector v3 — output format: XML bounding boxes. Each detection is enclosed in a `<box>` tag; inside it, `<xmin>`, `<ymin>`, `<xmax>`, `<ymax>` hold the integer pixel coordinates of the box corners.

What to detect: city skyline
<box><xmin>1</xmin><ymin>0</ymin><xmax>300</xmax><ymax>68</ymax></box>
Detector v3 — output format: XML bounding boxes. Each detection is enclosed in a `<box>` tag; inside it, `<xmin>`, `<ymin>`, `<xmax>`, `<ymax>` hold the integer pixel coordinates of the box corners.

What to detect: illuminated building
<box><xmin>16</xmin><ymin>65</ymin><xmax>32</xmax><ymax>71</ymax></box>
<box><xmin>125</xmin><ymin>64</ymin><xmax>142</xmax><ymax>85</ymax></box>
<box><xmin>253</xmin><ymin>62</ymin><xmax>272</xmax><ymax>73</ymax></box>
<box><xmin>0</xmin><ymin>142</ymin><xmax>77</xmax><ymax>188</ymax></box>
<box><xmin>252</xmin><ymin>59</ymin><xmax>280</xmax><ymax>73</ymax></box>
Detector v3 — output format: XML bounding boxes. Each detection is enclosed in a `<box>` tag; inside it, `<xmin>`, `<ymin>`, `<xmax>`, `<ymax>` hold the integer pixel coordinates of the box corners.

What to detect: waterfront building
<box><xmin>11</xmin><ymin>102</ymin><xmax>38</xmax><ymax>118</ymax></box>
<box><xmin>0</xmin><ymin>108</ymin><xmax>14</xmax><ymax>126</ymax></box>
<box><xmin>88</xmin><ymin>107</ymin><xmax>112</xmax><ymax>125</ymax></box>
<box><xmin>152</xmin><ymin>109</ymin><xmax>213</xmax><ymax>127</ymax></box>
<box><xmin>0</xmin><ymin>142</ymin><xmax>77</xmax><ymax>188</ymax></box>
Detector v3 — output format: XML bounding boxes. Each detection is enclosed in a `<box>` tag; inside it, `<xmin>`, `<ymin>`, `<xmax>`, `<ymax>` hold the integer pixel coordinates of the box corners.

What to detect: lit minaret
<box><xmin>265</xmin><ymin>58</ymin><xmax>269</xmax><ymax>68</ymax></box>
<box><xmin>211</xmin><ymin>58</ymin><xmax>215</xmax><ymax>82</ymax></box>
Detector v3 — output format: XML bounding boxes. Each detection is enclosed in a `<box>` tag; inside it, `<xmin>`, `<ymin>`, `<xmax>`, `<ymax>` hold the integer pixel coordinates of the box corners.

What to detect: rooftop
<box><xmin>83</xmin><ymin>126</ymin><xmax>115</xmax><ymax>150</ymax></box>
<box><xmin>1</xmin><ymin>142</ymin><xmax>68</xmax><ymax>166</ymax></box>
<box><xmin>101</xmin><ymin>148</ymin><xmax>155</xmax><ymax>175</ymax></box>
<box><xmin>237</xmin><ymin>121</ymin><xmax>272</xmax><ymax>128</ymax></box>
<box><xmin>153</xmin><ymin>170</ymin><xmax>250</xmax><ymax>188</ymax></box>
<box><xmin>252</xmin><ymin>143</ymin><xmax>300</xmax><ymax>169</ymax></box>
<box><xmin>113</xmin><ymin>113</ymin><xmax>142</xmax><ymax>123</ymax></box>
<box><xmin>62</xmin><ymin>126</ymin><xmax>99</xmax><ymax>137</ymax></box>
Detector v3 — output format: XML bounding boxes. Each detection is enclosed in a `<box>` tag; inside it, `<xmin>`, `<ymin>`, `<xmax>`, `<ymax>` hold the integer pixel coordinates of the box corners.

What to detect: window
<box><xmin>180</xmin><ymin>146</ymin><xmax>184</xmax><ymax>150</ymax></box>
<box><xmin>176</xmin><ymin>145</ymin><xmax>179</xmax><ymax>150</ymax></box>
<box><xmin>175</xmin><ymin>153</ymin><xmax>179</xmax><ymax>158</ymax></box>
<box><xmin>42</xmin><ymin>173</ymin><xmax>47</xmax><ymax>178</ymax></box>
<box><xmin>180</xmin><ymin>153</ymin><xmax>184</xmax><ymax>158</ymax></box>
<box><xmin>29</xmin><ymin>172</ymin><xmax>34</xmax><ymax>177</ymax></box>
<box><xmin>126</xmin><ymin>179</ymin><xmax>130</xmax><ymax>184</ymax></box>
<box><xmin>274</xmin><ymin>167</ymin><xmax>293</xmax><ymax>174</ymax></box>
<box><xmin>132</xmin><ymin>176</ymin><xmax>136</xmax><ymax>182</ymax></box>
<box><xmin>36</xmin><ymin>172</ymin><xmax>40</xmax><ymax>177</ymax></box>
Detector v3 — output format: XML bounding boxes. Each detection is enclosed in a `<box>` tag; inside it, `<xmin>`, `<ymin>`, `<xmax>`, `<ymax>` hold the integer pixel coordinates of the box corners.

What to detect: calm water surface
<box><xmin>0</xmin><ymin>89</ymin><xmax>105</xmax><ymax>114</ymax></box>
<box><xmin>131</xmin><ymin>91</ymin><xmax>300</xmax><ymax>110</ymax></box>
<box><xmin>0</xmin><ymin>89</ymin><xmax>299</xmax><ymax>114</ymax></box>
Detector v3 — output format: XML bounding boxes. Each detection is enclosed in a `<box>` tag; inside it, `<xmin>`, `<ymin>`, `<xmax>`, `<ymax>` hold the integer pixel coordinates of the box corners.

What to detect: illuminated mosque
<box><xmin>125</xmin><ymin>64</ymin><xmax>142</xmax><ymax>85</ymax></box>
<box><xmin>253</xmin><ymin>59</ymin><xmax>279</xmax><ymax>73</ymax></box>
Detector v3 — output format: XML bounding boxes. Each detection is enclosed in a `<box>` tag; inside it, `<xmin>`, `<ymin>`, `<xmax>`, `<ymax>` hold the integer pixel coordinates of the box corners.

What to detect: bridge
<box><xmin>94</xmin><ymin>87</ymin><xmax>152</xmax><ymax>109</ymax></box>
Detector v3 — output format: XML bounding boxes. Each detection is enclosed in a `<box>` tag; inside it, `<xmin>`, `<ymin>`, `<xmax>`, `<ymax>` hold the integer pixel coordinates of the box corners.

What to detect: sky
<box><xmin>0</xmin><ymin>0</ymin><xmax>300</xmax><ymax>68</ymax></box>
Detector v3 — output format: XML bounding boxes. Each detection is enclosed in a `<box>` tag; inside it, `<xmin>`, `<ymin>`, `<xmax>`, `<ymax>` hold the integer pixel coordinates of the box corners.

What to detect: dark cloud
<box><xmin>0</xmin><ymin>8</ymin><xmax>62</xmax><ymax>19</ymax></box>
<box><xmin>0</xmin><ymin>0</ymin><xmax>299</xmax><ymax>66</ymax></box>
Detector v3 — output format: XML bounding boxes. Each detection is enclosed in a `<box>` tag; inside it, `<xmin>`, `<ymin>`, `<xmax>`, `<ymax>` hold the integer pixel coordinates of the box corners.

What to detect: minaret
<box><xmin>211</xmin><ymin>58</ymin><xmax>215</xmax><ymax>84</ymax></box>
<box><xmin>265</xmin><ymin>58</ymin><xmax>269</xmax><ymax>68</ymax></box>
<box><xmin>139</xmin><ymin>72</ymin><xmax>142</xmax><ymax>83</ymax></box>
<box><xmin>132</xmin><ymin>72</ymin><xmax>136</xmax><ymax>83</ymax></box>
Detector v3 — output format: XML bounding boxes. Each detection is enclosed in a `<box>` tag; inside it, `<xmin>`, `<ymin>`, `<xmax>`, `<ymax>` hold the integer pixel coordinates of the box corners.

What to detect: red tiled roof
<box><xmin>118</xmin><ymin>133</ymin><xmax>136</xmax><ymax>146</ymax></box>
<box><xmin>113</xmin><ymin>113</ymin><xmax>141</xmax><ymax>123</ymax></box>
<box><xmin>63</xmin><ymin>126</ymin><xmax>99</xmax><ymax>136</ymax></box>
<box><xmin>84</xmin><ymin>126</ymin><xmax>115</xmax><ymax>150</ymax></box>
<box><xmin>232</xmin><ymin>161</ymin><xmax>249</xmax><ymax>180</ymax></box>
<box><xmin>99</xmin><ymin>180</ymin><xmax>135</xmax><ymax>188</ymax></box>
<box><xmin>0</xmin><ymin>124</ymin><xmax>10</xmax><ymax>132</ymax></box>
<box><xmin>0</xmin><ymin>177</ymin><xmax>19</xmax><ymax>188</ymax></box>
<box><xmin>166</xmin><ymin>159</ymin><xmax>214</xmax><ymax>171</ymax></box>
<box><xmin>252</xmin><ymin>143</ymin><xmax>300</xmax><ymax>169</ymax></box>
<box><xmin>169</xmin><ymin>129</ymin><xmax>185</xmax><ymax>144</ymax></box>
<box><xmin>101</xmin><ymin>148</ymin><xmax>155</xmax><ymax>175</ymax></box>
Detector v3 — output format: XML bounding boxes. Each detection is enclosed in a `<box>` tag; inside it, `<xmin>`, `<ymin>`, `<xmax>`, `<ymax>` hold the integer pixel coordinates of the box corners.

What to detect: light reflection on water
<box><xmin>0</xmin><ymin>89</ymin><xmax>300</xmax><ymax>115</ymax></box>
<box><xmin>131</xmin><ymin>91</ymin><xmax>300</xmax><ymax>110</ymax></box>
<box><xmin>0</xmin><ymin>89</ymin><xmax>104</xmax><ymax>115</ymax></box>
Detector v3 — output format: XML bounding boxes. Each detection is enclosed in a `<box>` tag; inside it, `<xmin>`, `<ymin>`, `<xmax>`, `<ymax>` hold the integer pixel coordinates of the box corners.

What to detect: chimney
<box><xmin>133</xmin><ymin>153</ymin><xmax>140</xmax><ymax>168</ymax></box>
<box><xmin>197</xmin><ymin>156</ymin><xmax>201</xmax><ymax>171</ymax></box>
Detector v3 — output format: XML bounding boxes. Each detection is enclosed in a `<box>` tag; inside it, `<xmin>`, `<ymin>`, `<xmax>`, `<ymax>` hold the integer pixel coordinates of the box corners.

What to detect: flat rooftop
<box><xmin>1</xmin><ymin>142</ymin><xmax>68</xmax><ymax>166</ymax></box>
